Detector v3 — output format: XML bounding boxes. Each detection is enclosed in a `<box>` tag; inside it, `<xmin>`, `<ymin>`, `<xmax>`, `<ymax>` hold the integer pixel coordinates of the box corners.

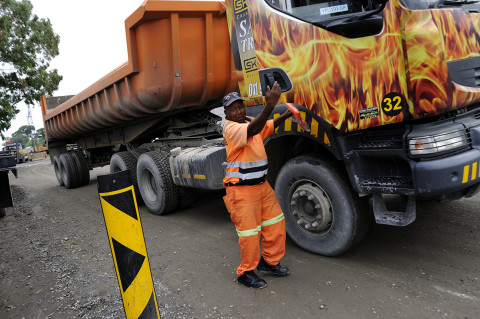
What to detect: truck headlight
<box><xmin>408</xmin><ymin>130</ymin><xmax>468</xmax><ymax>156</ymax></box>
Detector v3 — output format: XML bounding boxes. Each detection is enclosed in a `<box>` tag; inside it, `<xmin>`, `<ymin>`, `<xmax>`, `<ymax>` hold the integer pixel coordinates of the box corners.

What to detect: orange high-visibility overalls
<box><xmin>223</xmin><ymin>117</ymin><xmax>286</xmax><ymax>277</ymax></box>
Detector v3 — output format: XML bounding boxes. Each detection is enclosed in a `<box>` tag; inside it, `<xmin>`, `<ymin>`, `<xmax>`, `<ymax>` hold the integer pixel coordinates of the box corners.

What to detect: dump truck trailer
<box><xmin>41</xmin><ymin>0</ymin><xmax>480</xmax><ymax>256</ymax></box>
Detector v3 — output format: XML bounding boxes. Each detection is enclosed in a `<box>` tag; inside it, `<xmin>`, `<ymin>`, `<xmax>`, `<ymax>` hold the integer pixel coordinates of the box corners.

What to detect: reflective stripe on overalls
<box><xmin>224</xmin><ymin>182</ymin><xmax>286</xmax><ymax>277</ymax></box>
<box><xmin>235</xmin><ymin>213</ymin><xmax>284</xmax><ymax>237</ymax></box>
<box><xmin>223</xmin><ymin>118</ymin><xmax>269</xmax><ymax>184</ymax></box>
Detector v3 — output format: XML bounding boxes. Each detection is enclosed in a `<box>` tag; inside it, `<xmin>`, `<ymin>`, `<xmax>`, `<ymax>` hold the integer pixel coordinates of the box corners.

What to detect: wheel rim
<box><xmin>112</xmin><ymin>164</ymin><xmax>122</xmax><ymax>173</ymax></box>
<box><xmin>142</xmin><ymin>167</ymin><xmax>159</xmax><ymax>203</ymax></box>
<box><xmin>289</xmin><ymin>180</ymin><xmax>333</xmax><ymax>236</ymax></box>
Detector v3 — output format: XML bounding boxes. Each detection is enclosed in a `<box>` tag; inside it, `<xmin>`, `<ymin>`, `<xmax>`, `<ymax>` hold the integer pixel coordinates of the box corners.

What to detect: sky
<box><xmin>1</xmin><ymin>0</ymin><xmax>144</xmax><ymax>144</ymax></box>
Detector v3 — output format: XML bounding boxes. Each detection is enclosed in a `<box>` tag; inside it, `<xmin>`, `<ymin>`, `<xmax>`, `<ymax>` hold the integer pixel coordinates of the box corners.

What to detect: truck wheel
<box><xmin>131</xmin><ymin>147</ymin><xmax>150</xmax><ymax>158</ymax></box>
<box><xmin>0</xmin><ymin>207</ymin><xmax>5</xmax><ymax>218</ymax></box>
<box><xmin>110</xmin><ymin>152</ymin><xmax>141</xmax><ymax>199</ymax></box>
<box><xmin>137</xmin><ymin>151</ymin><xmax>178</xmax><ymax>215</ymax></box>
<box><xmin>53</xmin><ymin>155</ymin><xmax>64</xmax><ymax>186</ymax></box>
<box><xmin>71</xmin><ymin>151</ymin><xmax>90</xmax><ymax>186</ymax></box>
<box><xmin>275</xmin><ymin>155</ymin><xmax>369</xmax><ymax>256</ymax></box>
<box><xmin>59</xmin><ymin>154</ymin><xmax>80</xmax><ymax>189</ymax></box>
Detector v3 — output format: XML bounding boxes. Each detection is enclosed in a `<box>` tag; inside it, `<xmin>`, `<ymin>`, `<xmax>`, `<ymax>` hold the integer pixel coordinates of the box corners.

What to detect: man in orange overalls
<box><xmin>222</xmin><ymin>82</ymin><xmax>293</xmax><ymax>289</ymax></box>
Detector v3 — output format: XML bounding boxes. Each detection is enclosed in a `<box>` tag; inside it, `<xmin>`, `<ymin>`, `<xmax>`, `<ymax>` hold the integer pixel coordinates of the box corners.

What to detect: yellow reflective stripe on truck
<box><xmin>182</xmin><ymin>174</ymin><xmax>206</xmax><ymax>180</ymax></box>
<box><xmin>462</xmin><ymin>161</ymin><xmax>480</xmax><ymax>183</ymax></box>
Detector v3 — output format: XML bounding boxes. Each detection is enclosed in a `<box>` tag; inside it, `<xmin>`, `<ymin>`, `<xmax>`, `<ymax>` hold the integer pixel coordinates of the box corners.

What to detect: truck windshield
<box><xmin>400</xmin><ymin>0</ymin><xmax>479</xmax><ymax>9</ymax></box>
<box><xmin>265</xmin><ymin>0</ymin><xmax>385</xmax><ymax>24</ymax></box>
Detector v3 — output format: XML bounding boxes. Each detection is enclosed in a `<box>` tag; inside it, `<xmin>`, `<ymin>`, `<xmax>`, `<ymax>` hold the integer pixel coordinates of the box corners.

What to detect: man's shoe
<box><xmin>257</xmin><ymin>257</ymin><xmax>290</xmax><ymax>276</ymax></box>
<box><xmin>237</xmin><ymin>270</ymin><xmax>267</xmax><ymax>289</ymax></box>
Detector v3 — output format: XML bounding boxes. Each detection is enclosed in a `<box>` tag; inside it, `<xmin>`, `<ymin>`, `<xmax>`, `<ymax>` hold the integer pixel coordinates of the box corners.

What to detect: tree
<box><xmin>15</xmin><ymin>124</ymin><xmax>35</xmax><ymax>139</ymax></box>
<box><xmin>27</xmin><ymin>127</ymin><xmax>45</xmax><ymax>147</ymax></box>
<box><xmin>26</xmin><ymin>138</ymin><xmax>41</xmax><ymax>147</ymax></box>
<box><xmin>10</xmin><ymin>133</ymin><xmax>28</xmax><ymax>147</ymax></box>
<box><xmin>34</xmin><ymin>127</ymin><xmax>45</xmax><ymax>140</ymax></box>
<box><xmin>0</xmin><ymin>0</ymin><xmax>62</xmax><ymax>138</ymax></box>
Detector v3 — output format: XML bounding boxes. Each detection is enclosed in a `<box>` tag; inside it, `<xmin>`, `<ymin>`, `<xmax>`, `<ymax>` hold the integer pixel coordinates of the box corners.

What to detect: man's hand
<box><xmin>265</xmin><ymin>81</ymin><xmax>281</xmax><ymax>111</ymax></box>
<box><xmin>247</xmin><ymin>81</ymin><xmax>282</xmax><ymax>137</ymax></box>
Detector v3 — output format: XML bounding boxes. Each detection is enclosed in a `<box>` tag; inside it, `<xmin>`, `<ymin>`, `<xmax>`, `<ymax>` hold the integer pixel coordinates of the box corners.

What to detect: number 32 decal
<box><xmin>381</xmin><ymin>92</ymin><xmax>405</xmax><ymax>117</ymax></box>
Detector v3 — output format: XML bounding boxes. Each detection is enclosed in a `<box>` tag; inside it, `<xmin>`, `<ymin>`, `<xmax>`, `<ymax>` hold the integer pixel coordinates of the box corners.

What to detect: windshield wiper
<box><xmin>430</xmin><ymin>0</ymin><xmax>479</xmax><ymax>8</ymax></box>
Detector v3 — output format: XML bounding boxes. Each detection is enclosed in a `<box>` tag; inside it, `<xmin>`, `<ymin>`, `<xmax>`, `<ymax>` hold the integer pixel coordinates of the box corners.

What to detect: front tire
<box><xmin>275</xmin><ymin>155</ymin><xmax>369</xmax><ymax>256</ymax></box>
<box><xmin>137</xmin><ymin>151</ymin><xmax>178</xmax><ymax>215</ymax></box>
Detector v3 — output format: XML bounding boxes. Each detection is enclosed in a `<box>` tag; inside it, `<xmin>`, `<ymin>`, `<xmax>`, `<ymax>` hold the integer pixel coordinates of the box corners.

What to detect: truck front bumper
<box><xmin>343</xmin><ymin>106</ymin><xmax>480</xmax><ymax>199</ymax></box>
<box><xmin>413</xmin><ymin>148</ymin><xmax>480</xmax><ymax>198</ymax></box>
<box><xmin>411</xmin><ymin>110</ymin><xmax>480</xmax><ymax>199</ymax></box>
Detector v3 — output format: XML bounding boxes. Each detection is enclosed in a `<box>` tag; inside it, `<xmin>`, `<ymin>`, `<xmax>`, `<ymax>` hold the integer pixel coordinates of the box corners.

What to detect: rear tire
<box><xmin>71</xmin><ymin>151</ymin><xmax>90</xmax><ymax>186</ymax></box>
<box><xmin>110</xmin><ymin>152</ymin><xmax>140</xmax><ymax>198</ymax></box>
<box><xmin>59</xmin><ymin>154</ymin><xmax>79</xmax><ymax>189</ymax></box>
<box><xmin>53</xmin><ymin>155</ymin><xmax>64</xmax><ymax>186</ymax></box>
<box><xmin>137</xmin><ymin>151</ymin><xmax>178</xmax><ymax>215</ymax></box>
<box><xmin>274</xmin><ymin>155</ymin><xmax>369</xmax><ymax>256</ymax></box>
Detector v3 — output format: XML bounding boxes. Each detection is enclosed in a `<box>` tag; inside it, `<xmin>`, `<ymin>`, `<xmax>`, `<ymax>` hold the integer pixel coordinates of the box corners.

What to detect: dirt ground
<box><xmin>1</xmin><ymin>158</ymin><xmax>479</xmax><ymax>319</ymax></box>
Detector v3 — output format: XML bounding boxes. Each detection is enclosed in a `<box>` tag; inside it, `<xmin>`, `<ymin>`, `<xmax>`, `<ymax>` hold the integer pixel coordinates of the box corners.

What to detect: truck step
<box><xmin>372</xmin><ymin>193</ymin><xmax>416</xmax><ymax>227</ymax></box>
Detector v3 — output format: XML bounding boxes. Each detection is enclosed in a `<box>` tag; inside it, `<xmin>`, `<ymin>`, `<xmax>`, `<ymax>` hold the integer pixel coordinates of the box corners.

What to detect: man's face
<box><xmin>224</xmin><ymin>100</ymin><xmax>246</xmax><ymax>123</ymax></box>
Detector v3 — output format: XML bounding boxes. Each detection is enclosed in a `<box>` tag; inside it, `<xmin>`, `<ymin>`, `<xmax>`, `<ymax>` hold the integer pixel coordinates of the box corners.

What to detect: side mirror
<box><xmin>258</xmin><ymin>68</ymin><xmax>293</xmax><ymax>96</ymax></box>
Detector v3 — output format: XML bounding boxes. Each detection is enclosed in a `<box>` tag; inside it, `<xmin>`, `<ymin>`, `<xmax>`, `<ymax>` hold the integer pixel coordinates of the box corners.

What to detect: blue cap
<box><xmin>223</xmin><ymin>92</ymin><xmax>244</xmax><ymax>108</ymax></box>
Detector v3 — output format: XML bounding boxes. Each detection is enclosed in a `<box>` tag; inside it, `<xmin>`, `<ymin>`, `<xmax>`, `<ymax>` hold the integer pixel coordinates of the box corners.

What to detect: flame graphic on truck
<box><xmin>233</xmin><ymin>0</ymin><xmax>480</xmax><ymax>132</ymax></box>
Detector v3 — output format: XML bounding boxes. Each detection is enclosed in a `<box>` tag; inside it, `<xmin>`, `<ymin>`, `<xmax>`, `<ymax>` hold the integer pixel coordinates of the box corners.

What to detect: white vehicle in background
<box><xmin>23</xmin><ymin>147</ymin><xmax>34</xmax><ymax>162</ymax></box>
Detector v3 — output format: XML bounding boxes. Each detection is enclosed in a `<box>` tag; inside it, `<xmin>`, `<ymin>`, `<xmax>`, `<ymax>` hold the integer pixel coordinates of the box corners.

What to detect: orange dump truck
<box><xmin>41</xmin><ymin>0</ymin><xmax>480</xmax><ymax>255</ymax></box>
